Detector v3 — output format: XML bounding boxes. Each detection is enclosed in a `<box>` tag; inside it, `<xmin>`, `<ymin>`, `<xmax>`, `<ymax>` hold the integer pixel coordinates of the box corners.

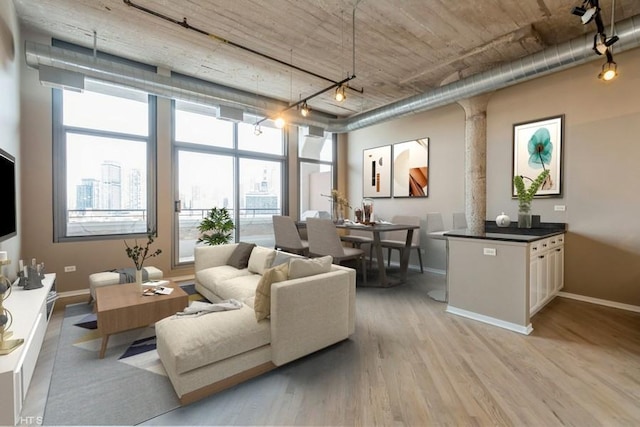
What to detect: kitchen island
<box><xmin>444</xmin><ymin>223</ymin><xmax>566</xmax><ymax>334</ymax></box>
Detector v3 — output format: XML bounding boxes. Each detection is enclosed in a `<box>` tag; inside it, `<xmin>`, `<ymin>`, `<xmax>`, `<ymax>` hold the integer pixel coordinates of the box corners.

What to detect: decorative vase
<box><xmin>332</xmin><ymin>201</ymin><xmax>344</xmax><ymax>224</ymax></box>
<box><xmin>518</xmin><ymin>206</ymin><xmax>532</xmax><ymax>229</ymax></box>
<box><xmin>135</xmin><ymin>268</ymin><xmax>143</xmax><ymax>292</ymax></box>
<box><xmin>495</xmin><ymin>212</ymin><xmax>511</xmax><ymax>227</ymax></box>
<box><xmin>362</xmin><ymin>198</ymin><xmax>374</xmax><ymax>223</ymax></box>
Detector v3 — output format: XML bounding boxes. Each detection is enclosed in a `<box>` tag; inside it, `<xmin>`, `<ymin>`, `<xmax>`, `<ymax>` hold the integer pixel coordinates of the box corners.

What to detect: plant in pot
<box><xmin>197</xmin><ymin>207</ymin><xmax>235</xmax><ymax>246</ymax></box>
<box><xmin>513</xmin><ymin>169</ymin><xmax>550</xmax><ymax>228</ymax></box>
<box><xmin>124</xmin><ymin>229</ymin><xmax>162</xmax><ymax>290</ymax></box>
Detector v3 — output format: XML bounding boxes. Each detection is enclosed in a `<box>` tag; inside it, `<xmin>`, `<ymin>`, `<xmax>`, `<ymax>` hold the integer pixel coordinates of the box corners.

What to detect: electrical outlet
<box><xmin>483</xmin><ymin>248</ymin><xmax>497</xmax><ymax>256</ymax></box>
<box><xmin>554</xmin><ymin>205</ymin><xmax>566</xmax><ymax>211</ymax></box>
<box><xmin>64</xmin><ymin>265</ymin><xmax>76</xmax><ymax>272</ymax></box>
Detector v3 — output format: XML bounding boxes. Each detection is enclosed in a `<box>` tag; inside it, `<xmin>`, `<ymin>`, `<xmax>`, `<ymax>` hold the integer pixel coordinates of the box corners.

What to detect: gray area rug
<box><xmin>43</xmin><ymin>303</ymin><xmax>180</xmax><ymax>426</ymax></box>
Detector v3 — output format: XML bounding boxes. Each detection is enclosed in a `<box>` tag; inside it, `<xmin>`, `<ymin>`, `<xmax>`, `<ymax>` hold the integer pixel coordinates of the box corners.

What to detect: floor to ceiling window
<box><xmin>174</xmin><ymin>100</ymin><xmax>285</xmax><ymax>265</ymax></box>
<box><xmin>52</xmin><ymin>80</ymin><xmax>157</xmax><ymax>241</ymax></box>
<box><xmin>298</xmin><ymin>128</ymin><xmax>335</xmax><ymax>219</ymax></box>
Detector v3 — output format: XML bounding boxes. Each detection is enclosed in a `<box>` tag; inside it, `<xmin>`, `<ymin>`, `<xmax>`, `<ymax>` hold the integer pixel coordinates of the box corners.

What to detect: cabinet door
<box><xmin>554</xmin><ymin>245</ymin><xmax>564</xmax><ymax>292</ymax></box>
<box><xmin>529</xmin><ymin>256</ymin><xmax>539</xmax><ymax>312</ymax></box>
<box><xmin>546</xmin><ymin>249</ymin><xmax>556</xmax><ymax>298</ymax></box>
<box><xmin>538</xmin><ymin>253</ymin><xmax>548</xmax><ymax>305</ymax></box>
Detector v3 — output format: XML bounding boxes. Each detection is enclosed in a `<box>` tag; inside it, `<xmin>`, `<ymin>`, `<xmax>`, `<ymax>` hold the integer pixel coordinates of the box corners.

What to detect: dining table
<box><xmin>299</xmin><ymin>220</ymin><xmax>419</xmax><ymax>287</ymax></box>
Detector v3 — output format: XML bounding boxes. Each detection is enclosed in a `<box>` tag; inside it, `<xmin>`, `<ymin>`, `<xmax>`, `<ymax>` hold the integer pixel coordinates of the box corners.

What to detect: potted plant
<box><xmin>197</xmin><ymin>207</ymin><xmax>235</xmax><ymax>246</ymax></box>
<box><xmin>513</xmin><ymin>169</ymin><xmax>550</xmax><ymax>228</ymax></box>
<box><xmin>124</xmin><ymin>229</ymin><xmax>162</xmax><ymax>289</ymax></box>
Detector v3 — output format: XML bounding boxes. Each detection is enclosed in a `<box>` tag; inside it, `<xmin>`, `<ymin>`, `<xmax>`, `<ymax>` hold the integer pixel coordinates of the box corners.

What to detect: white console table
<box><xmin>0</xmin><ymin>273</ymin><xmax>56</xmax><ymax>426</ymax></box>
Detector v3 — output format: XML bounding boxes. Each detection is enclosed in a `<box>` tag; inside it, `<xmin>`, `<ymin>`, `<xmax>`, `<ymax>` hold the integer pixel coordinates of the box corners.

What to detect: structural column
<box><xmin>458</xmin><ymin>94</ymin><xmax>492</xmax><ymax>235</ymax></box>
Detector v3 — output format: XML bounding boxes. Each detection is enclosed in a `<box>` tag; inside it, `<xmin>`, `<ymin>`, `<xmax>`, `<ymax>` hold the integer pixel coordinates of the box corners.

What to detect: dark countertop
<box><xmin>444</xmin><ymin>222</ymin><xmax>566</xmax><ymax>243</ymax></box>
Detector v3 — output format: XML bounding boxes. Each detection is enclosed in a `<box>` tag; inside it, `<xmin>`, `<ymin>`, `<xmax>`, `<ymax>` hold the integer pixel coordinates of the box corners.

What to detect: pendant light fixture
<box><xmin>299</xmin><ymin>101</ymin><xmax>311</xmax><ymax>117</ymax></box>
<box><xmin>335</xmin><ymin>85</ymin><xmax>347</xmax><ymax>102</ymax></box>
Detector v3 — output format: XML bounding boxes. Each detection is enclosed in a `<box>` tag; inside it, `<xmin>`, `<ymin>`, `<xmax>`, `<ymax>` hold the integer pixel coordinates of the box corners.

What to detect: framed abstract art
<box><xmin>512</xmin><ymin>115</ymin><xmax>564</xmax><ymax>197</ymax></box>
<box><xmin>392</xmin><ymin>138</ymin><xmax>429</xmax><ymax>197</ymax></box>
<box><xmin>363</xmin><ymin>145</ymin><xmax>391</xmax><ymax>198</ymax></box>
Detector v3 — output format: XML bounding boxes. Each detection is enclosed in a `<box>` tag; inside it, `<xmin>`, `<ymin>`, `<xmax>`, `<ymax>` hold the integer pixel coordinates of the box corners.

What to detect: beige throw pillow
<box><xmin>248</xmin><ymin>246</ymin><xmax>277</xmax><ymax>275</ymax></box>
<box><xmin>287</xmin><ymin>255</ymin><xmax>333</xmax><ymax>279</ymax></box>
<box><xmin>254</xmin><ymin>262</ymin><xmax>289</xmax><ymax>321</ymax></box>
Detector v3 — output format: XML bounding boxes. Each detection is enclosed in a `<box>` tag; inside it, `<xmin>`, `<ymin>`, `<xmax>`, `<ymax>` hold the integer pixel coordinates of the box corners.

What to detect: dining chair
<box><xmin>272</xmin><ymin>215</ymin><xmax>309</xmax><ymax>256</ymax></box>
<box><xmin>379</xmin><ymin>215</ymin><xmax>423</xmax><ymax>274</ymax></box>
<box><xmin>306</xmin><ymin>218</ymin><xmax>367</xmax><ymax>284</ymax></box>
<box><xmin>452</xmin><ymin>212</ymin><xmax>467</xmax><ymax>229</ymax></box>
<box><xmin>426</xmin><ymin>212</ymin><xmax>446</xmax><ymax>238</ymax></box>
<box><xmin>340</xmin><ymin>228</ymin><xmax>374</xmax><ymax>267</ymax></box>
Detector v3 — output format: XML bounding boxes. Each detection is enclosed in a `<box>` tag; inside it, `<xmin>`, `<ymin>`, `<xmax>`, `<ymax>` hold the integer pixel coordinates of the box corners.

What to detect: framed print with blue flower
<box><xmin>512</xmin><ymin>115</ymin><xmax>564</xmax><ymax>197</ymax></box>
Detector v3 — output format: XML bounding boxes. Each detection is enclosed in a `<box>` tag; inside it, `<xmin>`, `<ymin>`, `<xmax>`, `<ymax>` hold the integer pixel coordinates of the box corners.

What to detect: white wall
<box><xmin>346</xmin><ymin>47</ymin><xmax>640</xmax><ymax>305</ymax></box>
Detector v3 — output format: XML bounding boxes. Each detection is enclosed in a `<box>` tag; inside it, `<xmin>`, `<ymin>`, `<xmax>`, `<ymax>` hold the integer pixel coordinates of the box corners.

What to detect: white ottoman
<box><xmin>89</xmin><ymin>266</ymin><xmax>163</xmax><ymax>301</ymax></box>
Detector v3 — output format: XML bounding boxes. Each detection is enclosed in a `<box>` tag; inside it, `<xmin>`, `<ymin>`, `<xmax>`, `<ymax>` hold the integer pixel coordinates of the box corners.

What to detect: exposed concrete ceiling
<box><xmin>14</xmin><ymin>0</ymin><xmax>640</xmax><ymax>118</ymax></box>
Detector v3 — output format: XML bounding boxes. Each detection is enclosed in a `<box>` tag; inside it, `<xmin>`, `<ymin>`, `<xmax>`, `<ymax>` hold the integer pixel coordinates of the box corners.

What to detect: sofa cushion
<box><xmin>226</xmin><ymin>242</ymin><xmax>256</xmax><ymax>269</ymax></box>
<box><xmin>288</xmin><ymin>255</ymin><xmax>333</xmax><ymax>279</ymax></box>
<box><xmin>155</xmin><ymin>304</ymin><xmax>270</xmax><ymax>375</ymax></box>
<box><xmin>247</xmin><ymin>246</ymin><xmax>277</xmax><ymax>275</ymax></box>
<box><xmin>216</xmin><ymin>274</ymin><xmax>262</xmax><ymax>302</ymax></box>
<box><xmin>196</xmin><ymin>265</ymin><xmax>251</xmax><ymax>296</ymax></box>
<box><xmin>254</xmin><ymin>262</ymin><xmax>289</xmax><ymax>321</ymax></box>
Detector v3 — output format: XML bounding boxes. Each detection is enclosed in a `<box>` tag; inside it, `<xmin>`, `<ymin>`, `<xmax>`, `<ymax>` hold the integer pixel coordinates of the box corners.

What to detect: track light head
<box><xmin>254</xmin><ymin>124</ymin><xmax>262</xmax><ymax>136</ymax></box>
<box><xmin>581</xmin><ymin>6</ymin><xmax>598</xmax><ymax>24</ymax></box>
<box><xmin>299</xmin><ymin>102</ymin><xmax>311</xmax><ymax>117</ymax></box>
<box><xmin>571</xmin><ymin>1</ymin><xmax>599</xmax><ymax>24</ymax></box>
<box><xmin>599</xmin><ymin>60</ymin><xmax>618</xmax><ymax>81</ymax></box>
<box><xmin>593</xmin><ymin>33</ymin><xmax>618</xmax><ymax>55</ymax></box>
<box><xmin>274</xmin><ymin>117</ymin><xmax>285</xmax><ymax>128</ymax></box>
<box><xmin>335</xmin><ymin>85</ymin><xmax>346</xmax><ymax>102</ymax></box>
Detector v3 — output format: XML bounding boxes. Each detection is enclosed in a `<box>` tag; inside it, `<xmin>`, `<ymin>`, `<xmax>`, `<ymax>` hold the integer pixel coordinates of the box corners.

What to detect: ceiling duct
<box><xmin>217</xmin><ymin>105</ymin><xmax>244</xmax><ymax>123</ymax></box>
<box><xmin>24</xmin><ymin>14</ymin><xmax>640</xmax><ymax>133</ymax></box>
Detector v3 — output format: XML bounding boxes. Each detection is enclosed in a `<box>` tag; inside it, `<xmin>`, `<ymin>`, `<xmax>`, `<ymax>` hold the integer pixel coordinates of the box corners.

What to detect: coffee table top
<box><xmin>96</xmin><ymin>281</ymin><xmax>187</xmax><ymax>312</ymax></box>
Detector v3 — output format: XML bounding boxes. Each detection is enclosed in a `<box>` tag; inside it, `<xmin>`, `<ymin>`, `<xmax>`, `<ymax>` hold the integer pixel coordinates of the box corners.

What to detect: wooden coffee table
<box><xmin>95</xmin><ymin>282</ymin><xmax>188</xmax><ymax>359</ymax></box>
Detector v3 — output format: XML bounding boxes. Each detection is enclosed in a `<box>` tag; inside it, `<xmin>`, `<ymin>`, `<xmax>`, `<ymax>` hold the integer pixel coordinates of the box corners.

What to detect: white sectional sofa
<box><xmin>155</xmin><ymin>243</ymin><xmax>356</xmax><ymax>404</ymax></box>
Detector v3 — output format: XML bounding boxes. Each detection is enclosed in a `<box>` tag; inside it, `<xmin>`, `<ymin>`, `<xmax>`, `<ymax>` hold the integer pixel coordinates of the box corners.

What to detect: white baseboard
<box><xmin>558</xmin><ymin>292</ymin><xmax>640</xmax><ymax>313</ymax></box>
<box><xmin>446</xmin><ymin>305</ymin><xmax>533</xmax><ymax>335</ymax></box>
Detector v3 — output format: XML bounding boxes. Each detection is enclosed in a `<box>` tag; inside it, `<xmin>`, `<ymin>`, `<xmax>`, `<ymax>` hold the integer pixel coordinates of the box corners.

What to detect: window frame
<box><xmin>297</xmin><ymin>131</ymin><xmax>337</xmax><ymax>218</ymax></box>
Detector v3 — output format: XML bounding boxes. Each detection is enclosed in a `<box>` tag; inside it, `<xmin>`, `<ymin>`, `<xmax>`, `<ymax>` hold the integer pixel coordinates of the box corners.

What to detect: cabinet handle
<box><xmin>542</xmin><ymin>244</ymin><xmax>547</xmax><ymax>248</ymax></box>
<box><xmin>556</xmin><ymin>248</ymin><xmax>562</xmax><ymax>252</ymax></box>
<box><xmin>539</xmin><ymin>255</ymin><xmax>545</xmax><ymax>259</ymax></box>
<box><xmin>551</xmin><ymin>240</ymin><xmax>556</xmax><ymax>244</ymax></box>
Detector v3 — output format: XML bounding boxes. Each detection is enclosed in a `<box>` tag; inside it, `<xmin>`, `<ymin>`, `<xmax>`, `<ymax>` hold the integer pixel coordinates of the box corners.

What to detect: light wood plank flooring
<box><xmin>20</xmin><ymin>271</ymin><xmax>640</xmax><ymax>426</ymax></box>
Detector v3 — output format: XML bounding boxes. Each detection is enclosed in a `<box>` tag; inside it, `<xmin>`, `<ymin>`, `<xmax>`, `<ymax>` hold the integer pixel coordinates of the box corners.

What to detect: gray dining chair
<box><xmin>272</xmin><ymin>215</ymin><xmax>309</xmax><ymax>256</ymax></box>
<box><xmin>379</xmin><ymin>215</ymin><xmax>423</xmax><ymax>274</ymax></box>
<box><xmin>452</xmin><ymin>212</ymin><xmax>467</xmax><ymax>229</ymax></box>
<box><xmin>340</xmin><ymin>228</ymin><xmax>374</xmax><ymax>267</ymax></box>
<box><xmin>306</xmin><ymin>218</ymin><xmax>367</xmax><ymax>284</ymax></box>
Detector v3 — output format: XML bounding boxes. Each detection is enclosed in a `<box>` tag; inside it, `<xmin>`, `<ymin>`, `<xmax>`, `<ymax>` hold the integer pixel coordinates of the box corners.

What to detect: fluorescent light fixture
<box><xmin>38</xmin><ymin>65</ymin><xmax>84</xmax><ymax>92</ymax></box>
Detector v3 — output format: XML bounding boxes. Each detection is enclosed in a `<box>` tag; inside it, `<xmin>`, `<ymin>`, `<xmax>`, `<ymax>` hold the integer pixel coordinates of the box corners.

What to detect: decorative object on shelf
<box><xmin>197</xmin><ymin>207</ymin><xmax>235</xmax><ymax>246</ymax></box>
<box><xmin>495</xmin><ymin>212</ymin><xmax>511</xmax><ymax>227</ymax></box>
<box><xmin>124</xmin><ymin>229</ymin><xmax>162</xmax><ymax>292</ymax></box>
<box><xmin>1</xmin><ymin>258</ymin><xmax>24</xmax><ymax>355</ymax></box>
<box><xmin>392</xmin><ymin>137</ymin><xmax>429</xmax><ymax>197</ymax></box>
<box><xmin>514</xmin><ymin>170</ymin><xmax>550</xmax><ymax>228</ymax></box>
<box><xmin>363</xmin><ymin>145</ymin><xmax>392</xmax><ymax>198</ymax></box>
<box><xmin>354</xmin><ymin>207</ymin><xmax>363</xmax><ymax>223</ymax></box>
<box><xmin>323</xmin><ymin>189</ymin><xmax>350</xmax><ymax>224</ymax></box>
<box><xmin>512</xmin><ymin>115</ymin><xmax>563</xmax><ymax>198</ymax></box>
<box><xmin>362</xmin><ymin>198</ymin><xmax>374</xmax><ymax>224</ymax></box>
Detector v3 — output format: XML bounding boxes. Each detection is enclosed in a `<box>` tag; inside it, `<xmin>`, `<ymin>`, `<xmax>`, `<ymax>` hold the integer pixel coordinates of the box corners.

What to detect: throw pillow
<box><xmin>254</xmin><ymin>262</ymin><xmax>289</xmax><ymax>321</ymax></box>
<box><xmin>288</xmin><ymin>255</ymin><xmax>333</xmax><ymax>279</ymax></box>
<box><xmin>247</xmin><ymin>246</ymin><xmax>277</xmax><ymax>275</ymax></box>
<box><xmin>226</xmin><ymin>242</ymin><xmax>256</xmax><ymax>269</ymax></box>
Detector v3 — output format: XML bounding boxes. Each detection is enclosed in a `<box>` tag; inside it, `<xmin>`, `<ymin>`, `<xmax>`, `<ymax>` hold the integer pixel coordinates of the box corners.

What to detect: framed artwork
<box><xmin>392</xmin><ymin>138</ymin><xmax>429</xmax><ymax>197</ymax></box>
<box><xmin>512</xmin><ymin>115</ymin><xmax>563</xmax><ymax>197</ymax></box>
<box><xmin>363</xmin><ymin>145</ymin><xmax>391</xmax><ymax>198</ymax></box>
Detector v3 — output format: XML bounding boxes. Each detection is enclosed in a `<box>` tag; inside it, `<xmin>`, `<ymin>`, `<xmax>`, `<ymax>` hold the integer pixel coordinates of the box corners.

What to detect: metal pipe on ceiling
<box><xmin>25</xmin><ymin>14</ymin><xmax>640</xmax><ymax>133</ymax></box>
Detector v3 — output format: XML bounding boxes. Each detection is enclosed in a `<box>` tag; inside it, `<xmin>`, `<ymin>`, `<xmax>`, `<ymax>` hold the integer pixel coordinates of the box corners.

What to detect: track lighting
<box><xmin>593</xmin><ymin>33</ymin><xmax>619</xmax><ymax>55</ymax></box>
<box><xmin>571</xmin><ymin>1</ymin><xmax>599</xmax><ymax>25</ymax></box>
<box><xmin>299</xmin><ymin>102</ymin><xmax>310</xmax><ymax>117</ymax></box>
<box><xmin>599</xmin><ymin>59</ymin><xmax>618</xmax><ymax>81</ymax></box>
<box><xmin>335</xmin><ymin>85</ymin><xmax>346</xmax><ymax>102</ymax></box>
<box><xmin>274</xmin><ymin>117</ymin><xmax>285</xmax><ymax>129</ymax></box>
<box><xmin>253</xmin><ymin>124</ymin><xmax>262</xmax><ymax>136</ymax></box>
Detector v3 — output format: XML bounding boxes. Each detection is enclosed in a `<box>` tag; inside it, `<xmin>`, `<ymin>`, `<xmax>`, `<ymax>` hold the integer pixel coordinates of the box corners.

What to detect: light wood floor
<box><xmin>20</xmin><ymin>271</ymin><xmax>640</xmax><ymax>426</ymax></box>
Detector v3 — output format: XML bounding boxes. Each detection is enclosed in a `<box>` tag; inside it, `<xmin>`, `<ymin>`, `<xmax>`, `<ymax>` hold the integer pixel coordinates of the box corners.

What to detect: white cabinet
<box><xmin>529</xmin><ymin>234</ymin><xmax>564</xmax><ymax>316</ymax></box>
<box><xmin>0</xmin><ymin>274</ymin><xmax>56</xmax><ymax>426</ymax></box>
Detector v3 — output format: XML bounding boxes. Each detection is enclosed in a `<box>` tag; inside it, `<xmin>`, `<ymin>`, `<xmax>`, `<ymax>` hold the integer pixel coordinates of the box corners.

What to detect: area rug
<box><xmin>43</xmin><ymin>283</ymin><xmax>204</xmax><ymax>426</ymax></box>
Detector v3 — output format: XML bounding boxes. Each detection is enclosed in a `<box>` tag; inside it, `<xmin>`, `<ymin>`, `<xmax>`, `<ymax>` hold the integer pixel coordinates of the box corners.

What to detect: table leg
<box><xmin>399</xmin><ymin>229</ymin><xmax>414</xmax><ymax>282</ymax></box>
<box><xmin>372</xmin><ymin>231</ymin><xmax>388</xmax><ymax>286</ymax></box>
<box><xmin>99</xmin><ymin>334</ymin><xmax>110</xmax><ymax>359</ymax></box>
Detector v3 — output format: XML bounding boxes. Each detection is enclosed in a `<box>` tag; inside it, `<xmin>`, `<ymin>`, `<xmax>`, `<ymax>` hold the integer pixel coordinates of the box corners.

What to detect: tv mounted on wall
<box><xmin>0</xmin><ymin>148</ymin><xmax>17</xmax><ymax>242</ymax></box>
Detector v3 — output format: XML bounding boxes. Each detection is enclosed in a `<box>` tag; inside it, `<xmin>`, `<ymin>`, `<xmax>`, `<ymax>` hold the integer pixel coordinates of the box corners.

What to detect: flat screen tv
<box><xmin>0</xmin><ymin>148</ymin><xmax>17</xmax><ymax>242</ymax></box>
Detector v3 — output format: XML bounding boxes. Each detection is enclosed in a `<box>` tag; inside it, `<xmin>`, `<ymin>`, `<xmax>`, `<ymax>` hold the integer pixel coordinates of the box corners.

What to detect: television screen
<box><xmin>0</xmin><ymin>148</ymin><xmax>16</xmax><ymax>242</ymax></box>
